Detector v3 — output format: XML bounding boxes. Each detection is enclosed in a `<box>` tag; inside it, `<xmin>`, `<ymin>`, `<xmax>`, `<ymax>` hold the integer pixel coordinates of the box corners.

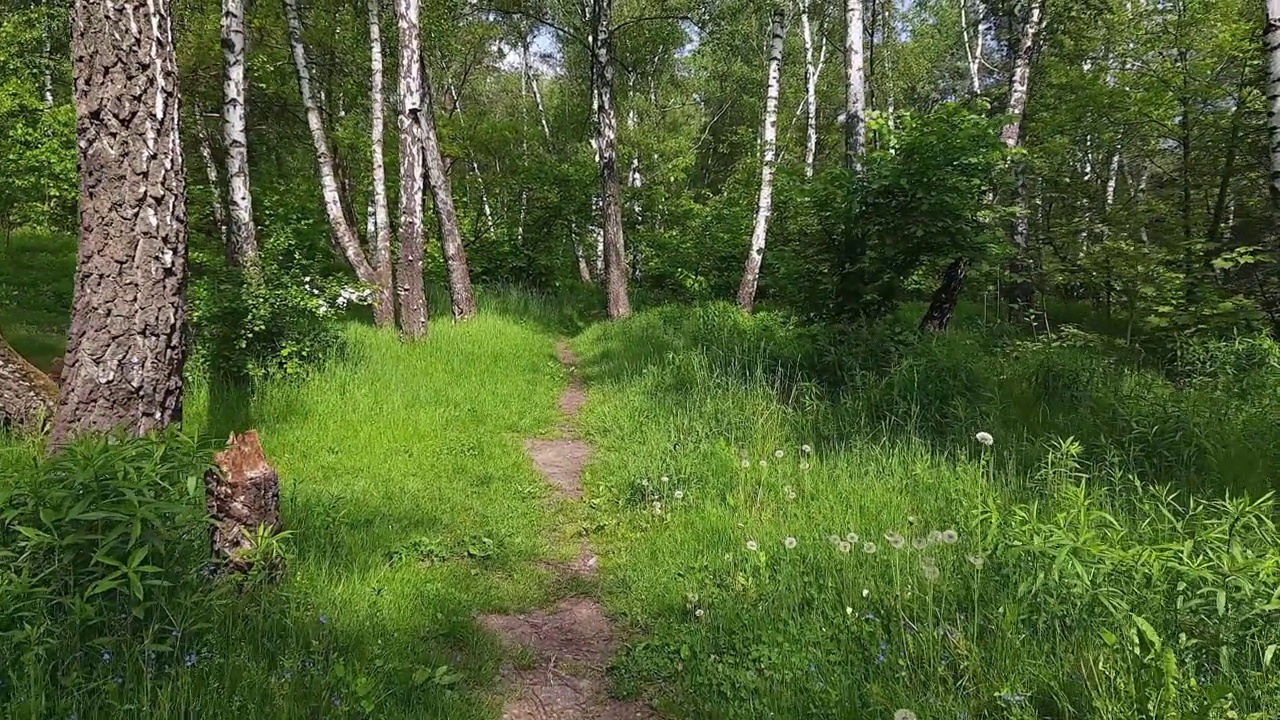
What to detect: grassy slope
<box><xmin>0</xmin><ymin>230</ymin><xmax>76</xmax><ymax>369</ymax></box>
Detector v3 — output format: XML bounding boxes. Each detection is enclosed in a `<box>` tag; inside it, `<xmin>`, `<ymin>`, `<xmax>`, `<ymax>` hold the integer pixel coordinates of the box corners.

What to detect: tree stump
<box><xmin>0</xmin><ymin>332</ymin><xmax>58</xmax><ymax>431</ymax></box>
<box><xmin>204</xmin><ymin>430</ymin><xmax>283</xmax><ymax>574</ymax></box>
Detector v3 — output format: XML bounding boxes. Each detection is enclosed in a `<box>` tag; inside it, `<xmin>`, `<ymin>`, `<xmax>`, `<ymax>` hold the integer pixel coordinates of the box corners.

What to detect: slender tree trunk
<box><xmin>921</xmin><ymin>0</ymin><xmax>1043</xmax><ymax>332</ymax></box>
<box><xmin>222</xmin><ymin>0</ymin><xmax>259</xmax><ymax>271</ymax></box>
<box><xmin>0</xmin><ymin>332</ymin><xmax>57</xmax><ymax>430</ymax></box>
<box><xmin>197</xmin><ymin>121</ymin><xmax>229</xmax><ymax>244</ymax></box>
<box><xmin>960</xmin><ymin>0</ymin><xmax>985</xmax><ymax>96</ymax></box>
<box><xmin>41</xmin><ymin>16</ymin><xmax>54</xmax><ymax>108</ymax></box>
<box><xmin>51</xmin><ymin>0</ymin><xmax>187</xmax><ymax>447</ymax></box>
<box><xmin>367</xmin><ymin>0</ymin><xmax>394</xmax><ymax>327</ymax></box>
<box><xmin>845</xmin><ymin>0</ymin><xmax>866</xmax><ymax>169</ymax></box>
<box><xmin>1268</xmin><ymin>1</ymin><xmax>1280</xmax><ymax>207</ymax></box>
<box><xmin>593</xmin><ymin>0</ymin><xmax>631</xmax><ymax>318</ymax></box>
<box><xmin>420</xmin><ymin>76</ymin><xmax>477</xmax><ymax>320</ymax></box>
<box><xmin>526</xmin><ymin>51</ymin><xmax>553</xmax><ymax>142</ymax></box>
<box><xmin>283</xmin><ymin>0</ymin><xmax>376</xmax><ymax>284</ymax></box>
<box><xmin>800</xmin><ymin>3</ymin><xmax>819</xmax><ymax>178</ymax></box>
<box><xmin>395</xmin><ymin>0</ymin><xmax>427</xmax><ymax>338</ymax></box>
<box><xmin>736</xmin><ymin>9</ymin><xmax>786</xmax><ymax>313</ymax></box>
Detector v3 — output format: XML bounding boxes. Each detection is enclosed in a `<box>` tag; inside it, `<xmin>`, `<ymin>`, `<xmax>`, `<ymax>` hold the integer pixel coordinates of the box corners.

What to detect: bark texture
<box><xmin>51</xmin><ymin>0</ymin><xmax>188</xmax><ymax>447</ymax></box>
<box><xmin>197</xmin><ymin>121</ymin><xmax>228</xmax><ymax>243</ymax></box>
<box><xmin>204</xmin><ymin>430</ymin><xmax>283</xmax><ymax>574</ymax></box>
<box><xmin>592</xmin><ymin>0</ymin><xmax>632</xmax><ymax>319</ymax></box>
<box><xmin>0</xmin><ymin>333</ymin><xmax>57</xmax><ymax>430</ymax></box>
<box><xmin>420</xmin><ymin>77</ymin><xmax>477</xmax><ymax>321</ymax></box>
<box><xmin>736</xmin><ymin>10</ymin><xmax>786</xmax><ymax>313</ymax></box>
<box><xmin>222</xmin><ymin>0</ymin><xmax>259</xmax><ymax>270</ymax></box>
<box><xmin>367</xmin><ymin>0</ymin><xmax>394</xmax><ymax>327</ymax></box>
<box><xmin>844</xmin><ymin>0</ymin><xmax>866</xmax><ymax>169</ymax></box>
<box><xmin>1267</xmin><ymin>0</ymin><xmax>1280</xmax><ymax>205</ymax></box>
<box><xmin>395</xmin><ymin>0</ymin><xmax>428</xmax><ymax>338</ymax></box>
<box><xmin>800</xmin><ymin>4</ymin><xmax>820</xmax><ymax>177</ymax></box>
<box><xmin>283</xmin><ymin>0</ymin><xmax>376</xmax><ymax>284</ymax></box>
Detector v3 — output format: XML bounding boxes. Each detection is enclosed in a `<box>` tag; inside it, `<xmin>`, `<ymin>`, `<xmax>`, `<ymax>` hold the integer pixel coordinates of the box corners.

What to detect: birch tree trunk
<box><xmin>51</xmin><ymin>0</ymin><xmax>188</xmax><ymax>447</ymax></box>
<box><xmin>1266</xmin><ymin>0</ymin><xmax>1280</xmax><ymax>206</ymax></box>
<box><xmin>593</xmin><ymin>0</ymin><xmax>631</xmax><ymax>318</ymax></box>
<box><xmin>41</xmin><ymin>17</ymin><xmax>54</xmax><ymax>107</ymax></box>
<box><xmin>420</xmin><ymin>77</ymin><xmax>477</xmax><ymax>320</ymax></box>
<box><xmin>395</xmin><ymin>0</ymin><xmax>427</xmax><ymax>338</ymax></box>
<box><xmin>920</xmin><ymin>0</ymin><xmax>1043</xmax><ymax>332</ymax></box>
<box><xmin>222</xmin><ymin>0</ymin><xmax>259</xmax><ymax>271</ymax></box>
<box><xmin>197</xmin><ymin>121</ymin><xmax>228</xmax><ymax>244</ymax></box>
<box><xmin>283</xmin><ymin>0</ymin><xmax>376</xmax><ymax>284</ymax></box>
<box><xmin>736</xmin><ymin>9</ymin><xmax>785</xmax><ymax>313</ymax></box>
<box><xmin>960</xmin><ymin>0</ymin><xmax>985</xmax><ymax>96</ymax></box>
<box><xmin>367</xmin><ymin>0</ymin><xmax>395</xmax><ymax>327</ymax></box>
<box><xmin>845</xmin><ymin>0</ymin><xmax>866</xmax><ymax>169</ymax></box>
<box><xmin>800</xmin><ymin>2</ymin><xmax>819</xmax><ymax>178</ymax></box>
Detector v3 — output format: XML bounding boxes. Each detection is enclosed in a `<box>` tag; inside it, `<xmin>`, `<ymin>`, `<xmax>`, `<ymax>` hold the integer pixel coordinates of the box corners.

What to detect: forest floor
<box><xmin>5</xmin><ymin>233</ymin><xmax>1280</xmax><ymax>719</ymax></box>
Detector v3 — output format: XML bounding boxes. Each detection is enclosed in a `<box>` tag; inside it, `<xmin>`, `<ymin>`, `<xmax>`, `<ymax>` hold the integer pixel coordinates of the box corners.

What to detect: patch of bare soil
<box><xmin>480</xmin><ymin>341</ymin><xmax>654</xmax><ymax>719</ymax></box>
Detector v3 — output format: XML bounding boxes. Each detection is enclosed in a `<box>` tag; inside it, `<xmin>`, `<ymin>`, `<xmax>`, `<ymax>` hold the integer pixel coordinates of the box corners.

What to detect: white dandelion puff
<box><xmin>801</xmin><ymin>444</ymin><xmax>812</xmax><ymax>454</ymax></box>
<box><xmin>966</xmin><ymin>553</ymin><xmax>986</xmax><ymax>569</ymax></box>
<box><xmin>838</xmin><ymin>541</ymin><xmax>852</xmax><ymax>553</ymax></box>
<box><xmin>661</xmin><ymin>476</ymin><xmax>670</xmax><ymax>484</ymax></box>
<box><xmin>787</xmin><ymin>490</ymin><xmax>797</xmax><ymax>500</ymax></box>
<box><xmin>759</xmin><ymin>459</ymin><xmax>768</xmax><ymax>468</ymax></box>
<box><xmin>746</xmin><ymin>540</ymin><xmax>759</xmax><ymax>552</ymax></box>
<box><xmin>695</xmin><ymin>608</ymin><xmax>705</xmax><ymax>618</ymax></box>
<box><xmin>829</xmin><ymin>535</ymin><xmax>841</xmax><ymax>545</ymax></box>
<box><xmin>846</xmin><ymin>532</ymin><xmax>859</xmax><ymax>544</ymax></box>
<box><xmin>928</xmin><ymin>530</ymin><xmax>942</xmax><ymax>544</ymax></box>
<box><xmin>975</xmin><ymin>431</ymin><xmax>994</xmax><ymax>446</ymax></box>
<box><xmin>774</xmin><ymin>449</ymin><xmax>785</xmax><ymax>458</ymax></box>
<box><xmin>885</xmin><ymin>532</ymin><xmax>905</xmax><ymax>550</ymax></box>
<box><xmin>674</xmin><ymin>490</ymin><xmax>685</xmax><ymax>500</ymax></box>
<box><xmin>652</xmin><ymin>501</ymin><xmax>662</xmax><ymax>515</ymax></box>
<box><xmin>861</xmin><ymin>588</ymin><xmax>870</xmax><ymax>598</ymax></box>
<box><xmin>921</xmin><ymin>563</ymin><xmax>941</xmax><ymax>582</ymax></box>
<box><xmin>862</xmin><ymin>541</ymin><xmax>877</xmax><ymax>554</ymax></box>
<box><xmin>741</xmin><ymin>459</ymin><xmax>751</xmax><ymax>468</ymax></box>
<box><xmin>799</xmin><ymin>461</ymin><xmax>811</xmax><ymax>470</ymax></box>
<box><xmin>846</xmin><ymin>606</ymin><xmax>853</xmax><ymax>615</ymax></box>
<box><xmin>911</xmin><ymin>537</ymin><xmax>930</xmax><ymax>550</ymax></box>
<box><xmin>783</xmin><ymin>536</ymin><xmax>798</xmax><ymax>549</ymax></box>
<box><xmin>894</xmin><ymin>709</ymin><xmax>918</xmax><ymax>720</ymax></box>
<box><xmin>941</xmin><ymin>529</ymin><xmax>959</xmax><ymax>545</ymax></box>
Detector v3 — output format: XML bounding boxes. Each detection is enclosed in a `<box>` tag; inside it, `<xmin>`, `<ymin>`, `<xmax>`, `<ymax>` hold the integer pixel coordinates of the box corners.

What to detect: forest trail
<box><xmin>478</xmin><ymin>342</ymin><xmax>653</xmax><ymax>720</ymax></box>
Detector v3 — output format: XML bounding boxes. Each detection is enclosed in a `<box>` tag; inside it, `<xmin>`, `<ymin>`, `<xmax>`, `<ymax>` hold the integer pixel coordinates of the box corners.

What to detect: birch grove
<box><xmin>845</xmin><ymin>0</ymin><xmax>866</xmax><ymax>168</ymax></box>
<box><xmin>222</xmin><ymin>0</ymin><xmax>258</xmax><ymax>271</ymax></box>
<box><xmin>395</xmin><ymin>0</ymin><xmax>428</xmax><ymax>338</ymax></box>
<box><xmin>592</xmin><ymin>0</ymin><xmax>632</xmax><ymax>319</ymax></box>
<box><xmin>736</xmin><ymin>9</ymin><xmax>786</xmax><ymax>313</ymax></box>
<box><xmin>367</xmin><ymin>0</ymin><xmax>395</xmax><ymax>327</ymax></box>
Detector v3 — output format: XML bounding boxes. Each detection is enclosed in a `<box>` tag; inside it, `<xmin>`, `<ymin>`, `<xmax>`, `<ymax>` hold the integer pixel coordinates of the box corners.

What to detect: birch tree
<box><xmin>1266</xmin><ymin>0</ymin><xmax>1280</xmax><ymax>206</ymax></box>
<box><xmin>736</xmin><ymin>9</ymin><xmax>786</xmax><ymax>313</ymax></box>
<box><xmin>592</xmin><ymin>0</ymin><xmax>632</xmax><ymax>318</ymax></box>
<box><xmin>395</xmin><ymin>0</ymin><xmax>428</xmax><ymax>337</ymax></box>
<box><xmin>367</xmin><ymin>0</ymin><xmax>394</xmax><ymax>327</ymax></box>
<box><xmin>799</xmin><ymin>1</ymin><xmax>822</xmax><ymax>177</ymax></box>
<box><xmin>51</xmin><ymin>0</ymin><xmax>188</xmax><ymax>446</ymax></box>
<box><xmin>222</xmin><ymin>0</ymin><xmax>259</xmax><ymax>270</ymax></box>
<box><xmin>421</xmin><ymin>75</ymin><xmax>478</xmax><ymax>320</ymax></box>
<box><xmin>283</xmin><ymin>0</ymin><xmax>378</xmax><ymax>289</ymax></box>
<box><xmin>845</xmin><ymin>0</ymin><xmax>866</xmax><ymax>168</ymax></box>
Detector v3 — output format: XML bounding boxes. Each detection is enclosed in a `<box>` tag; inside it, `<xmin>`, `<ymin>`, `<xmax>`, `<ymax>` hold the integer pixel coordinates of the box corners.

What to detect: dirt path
<box><xmin>479</xmin><ymin>342</ymin><xmax>654</xmax><ymax>720</ymax></box>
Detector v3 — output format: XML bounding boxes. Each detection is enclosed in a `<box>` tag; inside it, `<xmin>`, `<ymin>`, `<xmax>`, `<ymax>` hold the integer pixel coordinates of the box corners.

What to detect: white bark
<box><xmin>591</xmin><ymin>0</ymin><xmax>630</xmax><ymax>318</ymax></box>
<box><xmin>283</xmin><ymin>0</ymin><xmax>376</xmax><ymax>282</ymax></box>
<box><xmin>800</xmin><ymin>2</ymin><xmax>819</xmax><ymax>177</ymax></box>
<box><xmin>1266</xmin><ymin>0</ymin><xmax>1280</xmax><ymax>204</ymax></box>
<box><xmin>960</xmin><ymin>0</ymin><xmax>985</xmax><ymax>96</ymax></box>
<box><xmin>736</xmin><ymin>10</ymin><xmax>785</xmax><ymax>313</ymax></box>
<box><xmin>197</xmin><ymin>122</ymin><xmax>228</xmax><ymax>243</ymax></box>
<box><xmin>524</xmin><ymin>41</ymin><xmax>553</xmax><ymax>142</ymax></box>
<box><xmin>845</xmin><ymin>0</ymin><xmax>865</xmax><ymax>168</ymax></box>
<box><xmin>222</xmin><ymin>0</ymin><xmax>258</xmax><ymax>269</ymax></box>
<box><xmin>1003</xmin><ymin>0</ymin><xmax>1045</xmax><ymax>263</ymax></box>
<box><xmin>367</xmin><ymin>0</ymin><xmax>394</xmax><ymax>325</ymax></box>
<box><xmin>42</xmin><ymin>21</ymin><xmax>54</xmax><ymax>107</ymax></box>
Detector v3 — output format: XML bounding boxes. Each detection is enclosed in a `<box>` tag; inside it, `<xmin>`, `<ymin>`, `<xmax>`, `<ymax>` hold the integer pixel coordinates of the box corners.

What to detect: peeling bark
<box><xmin>800</xmin><ymin>3</ymin><xmax>819</xmax><ymax>177</ymax></box>
<box><xmin>51</xmin><ymin>0</ymin><xmax>188</xmax><ymax>446</ymax></box>
<box><xmin>420</xmin><ymin>77</ymin><xmax>477</xmax><ymax>320</ymax></box>
<box><xmin>1266</xmin><ymin>1</ymin><xmax>1280</xmax><ymax>206</ymax></box>
<box><xmin>592</xmin><ymin>0</ymin><xmax>631</xmax><ymax>318</ymax></box>
<box><xmin>222</xmin><ymin>0</ymin><xmax>258</xmax><ymax>271</ymax></box>
<box><xmin>845</xmin><ymin>0</ymin><xmax>866</xmax><ymax>169</ymax></box>
<box><xmin>283</xmin><ymin>0</ymin><xmax>376</xmax><ymax>284</ymax></box>
<box><xmin>736</xmin><ymin>10</ymin><xmax>786</xmax><ymax>313</ymax></box>
<box><xmin>367</xmin><ymin>0</ymin><xmax>395</xmax><ymax>326</ymax></box>
<box><xmin>395</xmin><ymin>0</ymin><xmax>427</xmax><ymax>338</ymax></box>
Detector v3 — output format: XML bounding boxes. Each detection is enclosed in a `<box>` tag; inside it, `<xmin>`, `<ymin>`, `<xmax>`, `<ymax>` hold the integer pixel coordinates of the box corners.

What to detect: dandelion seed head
<box><xmin>783</xmin><ymin>536</ymin><xmax>798</xmax><ymax>549</ymax></box>
<box><xmin>801</xmin><ymin>444</ymin><xmax>812</xmax><ymax>454</ymax></box>
<box><xmin>746</xmin><ymin>540</ymin><xmax>759</xmax><ymax>551</ymax></box>
<box><xmin>774</xmin><ymin>449</ymin><xmax>785</xmax><ymax>458</ymax></box>
<box><xmin>741</xmin><ymin>459</ymin><xmax>751</xmax><ymax>468</ymax></box>
<box><xmin>759</xmin><ymin>459</ymin><xmax>768</xmax><ymax>467</ymax></box>
<box><xmin>838</xmin><ymin>541</ymin><xmax>852</xmax><ymax>553</ymax></box>
<box><xmin>661</xmin><ymin>476</ymin><xmax>670</xmax><ymax>484</ymax></box>
<box><xmin>829</xmin><ymin>534</ymin><xmax>841</xmax><ymax>544</ymax></box>
<box><xmin>846</xmin><ymin>606</ymin><xmax>853</xmax><ymax>615</ymax></box>
<box><xmin>652</xmin><ymin>501</ymin><xmax>662</xmax><ymax>514</ymax></box>
<box><xmin>922</xmin><ymin>564</ymin><xmax>941</xmax><ymax>582</ymax></box>
<box><xmin>695</xmin><ymin>608</ymin><xmax>705</xmax><ymax>618</ymax></box>
<box><xmin>861</xmin><ymin>587</ymin><xmax>870</xmax><ymax>598</ymax></box>
<box><xmin>976</xmin><ymin>431</ymin><xmax>994</xmax><ymax>446</ymax></box>
<box><xmin>894</xmin><ymin>709</ymin><xmax>918</xmax><ymax>720</ymax></box>
<box><xmin>674</xmin><ymin>490</ymin><xmax>685</xmax><ymax>500</ymax></box>
<box><xmin>787</xmin><ymin>490</ymin><xmax>797</xmax><ymax>500</ymax></box>
<box><xmin>966</xmin><ymin>553</ymin><xmax>986</xmax><ymax>569</ymax></box>
<box><xmin>846</xmin><ymin>532</ymin><xmax>859</xmax><ymax>544</ymax></box>
<box><xmin>862</xmin><ymin>541</ymin><xmax>877</xmax><ymax>554</ymax></box>
<box><xmin>799</xmin><ymin>461</ymin><xmax>810</xmax><ymax>470</ymax></box>
<box><xmin>942</xmin><ymin>529</ymin><xmax>959</xmax><ymax>545</ymax></box>
<box><xmin>928</xmin><ymin>530</ymin><xmax>942</xmax><ymax>543</ymax></box>
<box><xmin>885</xmin><ymin>532</ymin><xmax>905</xmax><ymax>549</ymax></box>
<box><xmin>911</xmin><ymin>537</ymin><xmax>929</xmax><ymax>550</ymax></box>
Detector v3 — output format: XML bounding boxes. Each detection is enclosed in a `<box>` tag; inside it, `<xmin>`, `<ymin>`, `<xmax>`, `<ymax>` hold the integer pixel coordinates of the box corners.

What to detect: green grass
<box><xmin>0</xmin><ymin>229</ymin><xmax>76</xmax><ymax>370</ymax></box>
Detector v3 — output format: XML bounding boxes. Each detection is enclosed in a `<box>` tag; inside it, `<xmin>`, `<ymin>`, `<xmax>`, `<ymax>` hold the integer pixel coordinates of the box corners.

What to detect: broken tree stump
<box><xmin>0</xmin><ymin>332</ymin><xmax>58</xmax><ymax>431</ymax></box>
<box><xmin>204</xmin><ymin>430</ymin><xmax>283</xmax><ymax>574</ymax></box>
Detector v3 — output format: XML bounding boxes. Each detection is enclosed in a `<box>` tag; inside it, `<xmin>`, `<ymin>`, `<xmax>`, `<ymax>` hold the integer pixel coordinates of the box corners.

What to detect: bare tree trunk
<box><xmin>197</xmin><ymin>121</ymin><xmax>228</xmax><ymax>244</ymax></box>
<box><xmin>395</xmin><ymin>0</ymin><xmax>427</xmax><ymax>338</ymax></box>
<box><xmin>960</xmin><ymin>0</ymin><xmax>985</xmax><ymax>96</ymax></box>
<box><xmin>845</xmin><ymin>0</ymin><xmax>866</xmax><ymax>169</ymax></box>
<box><xmin>1267</xmin><ymin>1</ymin><xmax>1280</xmax><ymax>206</ymax></box>
<box><xmin>0</xmin><ymin>332</ymin><xmax>57</xmax><ymax>430</ymax></box>
<box><xmin>593</xmin><ymin>0</ymin><xmax>631</xmax><ymax>318</ymax></box>
<box><xmin>526</xmin><ymin>47</ymin><xmax>553</xmax><ymax>142</ymax></box>
<box><xmin>420</xmin><ymin>77</ymin><xmax>477</xmax><ymax>320</ymax></box>
<box><xmin>51</xmin><ymin>0</ymin><xmax>188</xmax><ymax>447</ymax></box>
<box><xmin>736</xmin><ymin>9</ymin><xmax>786</xmax><ymax>313</ymax></box>
<box><xmin>283</xmin><ymin>0</ymin><xmax>376</xmax><ymax>284</ymax></box>
<box><xmin>222</xmin><ymin>0</ymin><xmax>259</xmax><ymax>271</ymax></box>
<box><xmin>800</xmin><ymin>2</ymin><xmax>819</xmax><ymax>177</ymax></box>
<box><xmin>41</xmin><ymin>16</ymin><xmax>54</xmax><ymax>108</ymax></box>
<box><xmin>367</xmin><ymin>0</ymin><xmax>395</xmax><ymax>327</ymax></box>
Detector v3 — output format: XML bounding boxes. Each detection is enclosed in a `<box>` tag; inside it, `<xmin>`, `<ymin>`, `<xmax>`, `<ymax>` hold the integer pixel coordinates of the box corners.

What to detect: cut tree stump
<box><xmin>204</xmin><ymin>430</ymin><xmax>283</xmax><ymax>574</ymax></box>
<box><xmin>0</xmin><ymin>332</ymin><xmax>58</xmax><ymax>431</ymax></box>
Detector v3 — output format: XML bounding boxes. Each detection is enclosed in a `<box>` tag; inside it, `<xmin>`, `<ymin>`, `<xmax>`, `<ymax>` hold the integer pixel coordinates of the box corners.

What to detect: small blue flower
<box><xmin>318</xmin><ymin>615</ymin><xmax>329</xmax><ymax>625</ymax></box>
<box><xmin>331</xmin><ymin>695</ymin><xmax>342</xmax><ymax>707</ymax></box>
<box><xmin>100</xmin><ymin>650</ymin><xmax>112</xmax><ymax>664</ymax></box>
<box><xmin>184</xmin><ymin>652</ymin><xmax>198</xmax><ymax>668</ymax></box>
<box><xmin>112</xmin><ymin>676</ymin><xmax>123</xmax><ymax>686</ymax></box>
<box><xmin>862</xmin><ymin>612</ymin><xmax>877</xmax><ymax>621</ymax></box>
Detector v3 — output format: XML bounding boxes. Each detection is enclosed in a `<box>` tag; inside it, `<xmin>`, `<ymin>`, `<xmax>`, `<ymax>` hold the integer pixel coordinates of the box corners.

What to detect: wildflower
<box><xmin>922</xmin><ymin>564</ymin><xmax>941</xmax><ymax>582</ymax></box>
<box><xmin>652</xmin><ymin>501</ymin><xmax>662</xmax><ymax>515</ymax></box>
<box><xmin>999</xmin><ymin>691</ymin><xmax>1028</xmax><ymax>704</ymax></box>
<box><xmin>184</xmin><ymin>652</ymin><xmax>198</xmax><ymax>668</ymax></box>
<box><xmin>975</xmin><ymin>431</ymin><xmax>994</xmax><ymax>447</ymax></box>
<box><xmin>966</xmin><ymin>554</ymin><xmax>986</xmax><ymax>569</ymax></box>
<box><xmin>846</xmin><ymin>606</ymin><xmax>853</xmax><ymax>615</ymax></box>
<box><xmin>861</xmin><ymin>588</ymin><xmax>870</xmax><ymax>598</ymax></box>
<box><xmin>862</xmin><ymin>541</ymin><xmax>877</xmax><ymax>554</ymax></box>
<box><xmin>331</xmin><ymin>696</ymin><xmax>342</xmax><ymax>707</ymax></box>
<box><xmin>838</xmin><ymin>541</ymin><xmax>852</xmax><ymax>553</ymax></box>
<box><xmin>864</xmin><ymin>612</ymin><xmax>878</xmax><ymax>621</ymax></box>
<box><xmin>885</xmin><ymin>531</ymin><xmax>905</xmax><ymax>550</ymax></box>
<box><xmin>799</xmin><ymin>461</ymin><xmax>810</xmax><ymax>470</ymax></box>
<box><xmin>911</xmin><ymin>537</ymin><xmax>930</xmax><ymax>550</ymax></box>
<box><xmin>101</xmin><ymin>650</ymin><xmax>113</xmax><ymax>664</ymax></box>
<box><xmin>774</xmin><ymin>449</ymin><xmax>785</xmax><ymax>458</ymax></box>
<box><xmin>318</xmin><ymin>615</ymin><xmax>329</xmax><ymax>625</ymax></box>
<box><xmin>113</xmin><ymin>676</ymin><xmax>123</xmax><ymax>686</ymax></box>
<box><xmin>928</xmin><ymin>530</ymin><xmax>942</xmax><ymax>543</ymax></box>
<box><xmin>941</xmin><ymin>529</ymin><xmax>959</xmax><ymax>545</ymax></box>
<box><xmin>783</xmin><ymin>536</ymin><xmax>798</xmax><ymax>549</ymax></box>
<box><xmin>661</xmin><ymin>476</ymin><xmax>670</xmax><ymax>484</ymax></box>
<box><xmin>828</xmin><ymin>534</ymin><xmax>841</xmax><ymax>544</ymax></box>
<box><xmin>846</xmin><ymin>532</ymin><xmax>859</xmax><ymax>544</ymax></box>
<box><xmin>641</xmin><ymin>478</ymin><xmax>651</xmax><ymax>487</ymax></box>
<box><xmin>746</xmin><ymin>540</ymin><xmax>759</xmax><ymax>552</ymax></box>
<box><xmin>741</xmin><ymin>459</ymin><xmax>750</xmax><ymax>468</ymax></box>
<box><xmin>695</xmin><ymin>608</ymin><xmax>705</xmax><ymax>618</ymax></box>
<box><xmin>759</xmin><ymin>459</ymin><xmax>768</xmax><ymax>468</ymax></box>
<box><xmin>801</xmin><ymin>444</ymin><xmax>812</xmax><ymax>454</ymax></box>
<box><xmin>894</xmin><ymin>710</ymin><xmax>918</xmax><ymax>720</ymax></box>
<box><xmin>674</xmin><ymin>490</ymin><xmax>685</xmax><ymax>500</ymax></box>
